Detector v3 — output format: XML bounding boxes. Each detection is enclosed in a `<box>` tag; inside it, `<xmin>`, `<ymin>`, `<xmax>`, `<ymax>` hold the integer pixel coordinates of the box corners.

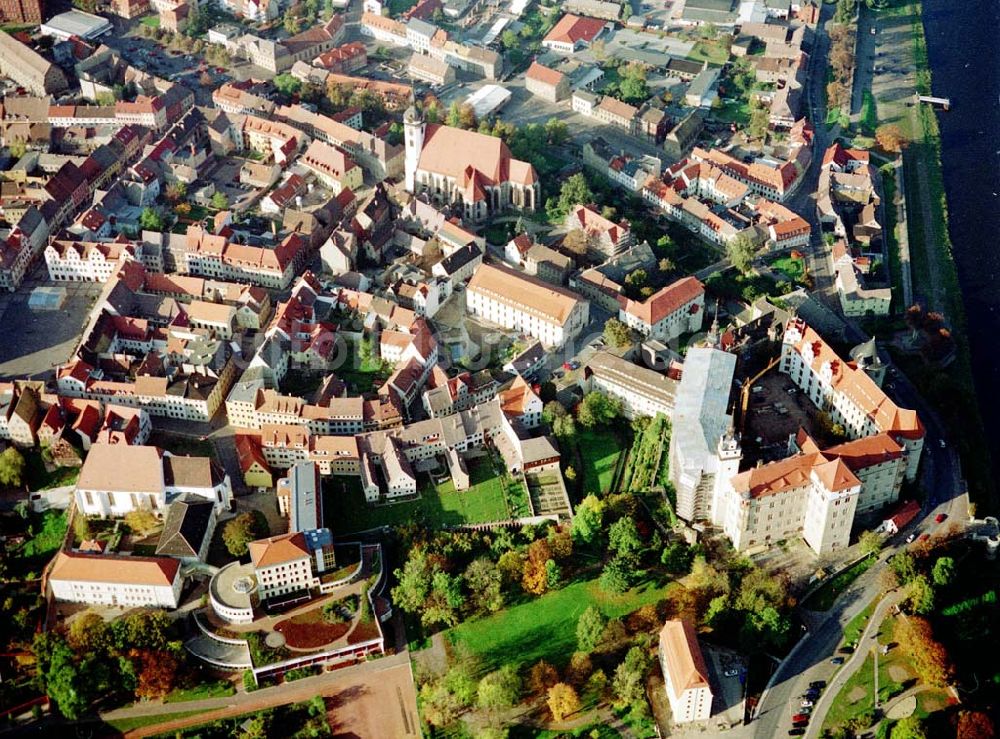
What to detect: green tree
<box><xmin>726</xmin><ymin>233</ymin><xmax>756</xmax><ymax>275</ymax></box>
<box><xmin>748</xmin><ymin>100</ymin><xmax>770</xmax><ymax>140</ymax></box>
<box><xmin>577</xmin><ymin>392</ymin><xmax>623</xmax><ymax>428</ymax></box>
<box><xmin>608</xmin><ymin>517</ymin><xmax>643</xmax><ymax>560</ymax></box>
<box><xmin>599</xmin><ymin>555</ymin><xmax>634</xmax><ymax>593</ymax></box>
<box><xmin>477</xmin><ymin>664</ymin><xmax>522</xmax><ymax>711</ymax></box>
<box><xmin>40</xmin><ymin>638</ymin><xmax>89</xmax><ymax>720</ymax></box>
<box><xmin>222</xmin><ymin>511</ymin><xmax>268</xmax><ymax>557</ymax></box>
<box><xmin>890</xmin><ymin>716</ymin><xmax>926</xmax><ymax>739</ymax></box>
<box><xmin>392</xmin><ymin>547</ymin><xmax>434</xmax><ymax>614</ymax></box>
<box><xmin>424</xmin><ymin>570</ymin><xmax>465</xmax><ymax>628</ymax></box>
<box><xmin>139</xmin><ymin>207</ymin><xmax>164</xmax><ymax>231</ymax></box>
<box><xmin>611</xmin><ymin>646</ymin><xmax>649</xmax><ymax>711</ymax></box>
<box><xmin>576</xmin><ymin>605</ymin><xmax>608</xmax><ymax>651</ymax></box>
<box><xmin>661</xmin><ymin>540</ymin><xmax>694</xmax><ymax>574</ymax></box>
<box><xmin>544</xmin><ymin>117</ymin><xmax>569</xmax><ymax>145</ymax></box>
<box><xmin>464</xmin><ymin>557</ymin><xmax>504</xmax><ymax>615</ymax></box>
<box><xmin>571</xmin><ymin>495</ymin><xmax>604</xmax><ymax>544</ymax></box>
<box><xmin>889</xmin><ymin>551</ymin><xmax>918</xmax><ymax>585</ymax></box>
<box><xmin>858</xmin><ymin>530</ymin><xmax>884</xmax><ymax>558</ymax></box>
<box><xmin>603</xmin><ymin>318</ymin><xmax>634</xmax><ymax>348</ymax></box>
<box><xmin>8</xmin><ymin>139</ymin><xmax>27</xmax><ymax>159</ymax></box>
<box><xmin>210</xmin><ymin>191</ymin><xmax>229</xmax><ymax>210</ymax></box>
<box><xmin>905</xmin><ymin>574</ymin><xmax>935</xmax><ymax>615</ymax></box>
<box><xmin>931</xmin><ymin>556</ymin><xmax>955</xmax><ymax>587</ymax></box>
<box><xmin>617</xmin><ymin>62</ymin><xmax>649</xmax><ymax>105</ymax></box>
<box><xmin>501</xmin><ymin>29</ymin><xmax>519</xmax><ymax>49</ymax></box>
<box><xmin>557</xmin><ymin>173</ymin><xmax>593</xmax><ymax>216</ymax></box>
<box><xmin>273</xmin><ymin>73</ymin><xmax>302</xmax><ymax>96</ymax></box>
<box><xmin>0</xmin><ymin>447</ymin><xmax>26</xmax><ymax>487</ymax></box>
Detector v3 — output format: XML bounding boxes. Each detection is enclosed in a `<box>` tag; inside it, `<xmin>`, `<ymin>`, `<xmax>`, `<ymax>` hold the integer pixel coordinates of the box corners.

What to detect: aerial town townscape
<box><xmin>0</xmin><ymin>0</ymin><xmax>993</xmax><ymax>736</ymax></box>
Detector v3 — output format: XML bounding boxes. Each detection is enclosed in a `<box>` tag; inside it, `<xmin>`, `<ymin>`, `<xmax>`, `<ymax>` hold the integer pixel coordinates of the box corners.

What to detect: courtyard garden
<box><xmin>325</xmin><ymin>456</ymin><xmax>530</xmax><ymax>535</ymax></box>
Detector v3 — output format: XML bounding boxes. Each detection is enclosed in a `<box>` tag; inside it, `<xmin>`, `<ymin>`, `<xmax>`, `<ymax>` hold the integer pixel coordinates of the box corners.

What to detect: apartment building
<box><xmin>618</xmin><ymin>276</ymin><xmax>705</xmax><ymax>342</ymax></box>
<box><xmin>657</xmin><ymin>620</ymin><xmax>712</xmax><ymax>724</ymax></box>
<box><xmin>658</xmin><ymin>620</ymin><xmax>713</xmax><ymax>723</ymax></box>
<box><xmin>466</xmin><ymin>263</ymin><xmax>589</xmax><ymax>349</ymax></box>
<box><xmin>299</xmin><ymin>139</ymin><xmax>363</xmax><ymax>195</ymax></box>
<box><xmin>0</xmin><ymin>31</ymin><xmax>67</xmax><ymax>95</ymax></box>
<box><xmin>249</xmin><ymin>532</ymin><xmax>314</xmax><ymax>602</ymax></box>
<box><xmin>44</xmin><ymin>240</ymin><xmax>134</xmax><ymax>283</ymax></box>
<box><xmin>525</xmin><ymin>61</ymin><xmax>570</xmax><ymax>103</ymax></box>
<box><xmin>780</xmin><ymin>318</ymin><xmax>924</xmax><ymax>480</ymax></box>
<box><xmin>564</xmin><ymin>204</ymin><xmax>633</xmax><ymax>259</ymax></box>
<box><xmin>585</xmin><ymin>351</ymin><xmax>679</xmax><ymax>420</ymax></box>
<box><xmin>50</xmin><ymin>552</ymin><xmax>183</xmax><ymax>609</ymax></box>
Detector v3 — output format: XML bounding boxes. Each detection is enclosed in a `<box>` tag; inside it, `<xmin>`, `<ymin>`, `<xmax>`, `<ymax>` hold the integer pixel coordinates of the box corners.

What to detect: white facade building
<box><xmin>50</xmin><ymin>552</ymin><xmax>182</xmax><ymax>609</ymax></box>
<box><xmin>658</xmin><ymin>620</ymin><xmax>713</xmax><ymax>723</ymax></box>
<box><xmin>466</xmin><ymin>263</ymin><xmax>589</xmax><ymax>349</ymax></box>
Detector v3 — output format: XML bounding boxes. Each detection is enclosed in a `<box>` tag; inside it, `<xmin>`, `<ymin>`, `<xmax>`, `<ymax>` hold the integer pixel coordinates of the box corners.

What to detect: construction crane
<box><xmin>737</xmin><ymin>354</ymin><xmax>782</xmax><ymax>433</ymax></box>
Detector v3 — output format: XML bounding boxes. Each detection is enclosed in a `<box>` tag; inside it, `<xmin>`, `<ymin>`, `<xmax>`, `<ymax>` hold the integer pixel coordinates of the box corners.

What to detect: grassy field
<box><xmin>326</xmin><ymin>457</ymin><xmax>523</xmax><ymax>534</ymax></box>
<box><xmin>106</xmin><ymin>709</ymin><xmax>203</xmax><ymax>733</ymax></box>
<box><xmin>24</xmin><ymin>449</ymin><xmax>80</xmax><ymax>491</ymax></box>
<box><xmin>802</xmin><ymin>556</ymin><xmax>875</xmax><ymax>612</ymax></box>
<box><xmin>147</xmin><ymin>432</ymin><xmax>214</xmax><ymax>459</ymax></box>
<box><xmin>823</xmin><ymin>616</ymin><xmax>948</xmax><ymax>733</ymax></box>
<box><xmin>686</xmin><ymin>40</ymin><xmax>730</xmax><ymax>65</ymax></box>
<box><xmin>448</xmin><ymin>574</ymin><xmax>678</xmax><ymax>673</ymax></box>
<box><xmin>574</xmin><ymin>428</ymin><xmax>623</xmax><ymax>496</ymax></box>
<box><xmin>164</xmin><ymin>681</ymin><xmax>235</xmax><ymax>704</ymax></box>
<box><xmin>714</xmin><ymin>99</ymin><xmax>751</xmax><ymax>126</ymax></box>
<box><xmin>140</xmin><ymin>16</ymin><xmax>160</xmax><ymax>28</ymax></box>
<box><xmin>769</xmin><ymin>255</ymin><xmax>806</xmax><ymax>284</ymax></box>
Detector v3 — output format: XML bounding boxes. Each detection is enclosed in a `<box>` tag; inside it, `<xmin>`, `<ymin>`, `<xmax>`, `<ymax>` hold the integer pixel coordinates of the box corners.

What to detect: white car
<box><xmin>724</xmin><ymin>669</ymin><xmax>738</xmax><ymax>677</ymax></box>
<box><xmin>801</xmin><ymin>700</ymin><xmax>814</xmax><ymax>708</ymax></box>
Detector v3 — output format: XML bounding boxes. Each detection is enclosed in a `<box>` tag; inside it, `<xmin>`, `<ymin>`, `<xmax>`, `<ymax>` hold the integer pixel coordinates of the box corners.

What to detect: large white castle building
<box><xmin>665</xmin><ymin>320</ymin><xmax>924</xmax><ymax>555</ymax></box>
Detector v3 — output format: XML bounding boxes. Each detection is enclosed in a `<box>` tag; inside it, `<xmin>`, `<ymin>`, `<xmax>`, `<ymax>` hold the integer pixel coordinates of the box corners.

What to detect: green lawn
<box><xmin>823</xmin><ymin>617</ymin><xmax>946</xmax><ymax>733</ymax></box>
<box><xmin>686</xmin><ymin>40</ymin><xmax>730</xmax><ymax>65</ymax></box>
<box><xmin>769</xmin><ymin>255</ymin><xmax>806</xmax><ymax>284</ymax></box>
<box><xmin>24</xmin><ymin>449</ymin><xmax>80</xmax><ymax>491</ymax></box>
<box><xmin>164</xmin><ymin>681</ymin><xmax>235</xmax><ymax>704</ymax></box>
<box><xmin>140</xmin><ymin>15</ymin><xmax>160</xmax><ymax>28</ymax></box>
<box><xmin>575</xmin><ymin>428</ymin><xmax>623</xmax><ymax>496</ymax></box>
<box><xmin>841</xmin><ymin>602</ymin><xmax>875</xmax><ymax>650</ymax></box>
<box><xmin>714</xmin><ymin>99</ymin><xmax>751</xmax><ymax>126</ymax></box>
<box><xmin>326</xmin><ymin>457</ymin><xmax>516</xmax><ymax>534</ymax></box>
<box><xmin>147</xmin><ymin>432</ymin><xmax>214</xmax><ymax>458</ymax></box>
<box><xmin>105</xmin><ymin>709</ymin><xmax>203</xmax><ymax>733</ymax></box>
<box><xmin>448</xmin><ymin>575</ymin><xmax>677</xmax><ymax>672</ymax></box>
<box><xmin>802</xmin><ymin>556</ymin><xmax>875</xmax><ymax>612</ymax></box>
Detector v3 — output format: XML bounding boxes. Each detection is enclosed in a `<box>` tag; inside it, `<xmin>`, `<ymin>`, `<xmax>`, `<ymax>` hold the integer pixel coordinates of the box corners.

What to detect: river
<box><xmin>921</xmin><ymin>0</ymin><xmax>1000</xmax><ymax>479</ymax></box>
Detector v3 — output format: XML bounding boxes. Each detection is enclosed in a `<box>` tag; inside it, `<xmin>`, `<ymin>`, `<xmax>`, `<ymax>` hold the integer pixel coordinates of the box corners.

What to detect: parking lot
<box><xmin>0</xmin><ymin>266</ymin><xmax>101</xmax><ymax>380</ymax></box>
<box><xmin>742</xmin><ymin>370</ymin><xmax>823</xmax><ymax>464</ymax></box>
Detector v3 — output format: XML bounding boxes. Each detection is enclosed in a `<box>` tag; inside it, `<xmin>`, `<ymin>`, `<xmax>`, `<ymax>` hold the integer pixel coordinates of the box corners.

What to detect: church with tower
<box><xmin>403</xmin><ymin>105</ymin><xmax>540</xmax><ymax>224</ymax></box>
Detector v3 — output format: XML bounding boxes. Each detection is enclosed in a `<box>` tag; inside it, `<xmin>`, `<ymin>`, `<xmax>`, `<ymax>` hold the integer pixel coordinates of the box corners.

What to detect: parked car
<box><xmin>724</xmin><ymin>669</ymin><xmax>738</xmax><ymax>677</ymax></box>
<box><xmin>809</xmin><ymin>681</ymin><xmax>826</xmax><ymax>689</ymax></box>
<box><xmin>831</xmin><ymin>656</ymin><xmax>846</xmax><ymax>665</ymax></box>
<box><xmin>801</xmin><ymin>700</ymin><xmax>814</xmax><ymax>708</ymax></box>
<box><xmin>791</xmin><ymin>714</ymin><xmax>809</xmax><ymax>724</ymax></box>
<box><xmin>906</xmin><ymin>533</ymin><xmax>916</xmax><ymax>543</ymax></box>
<box><xmin>789</xmin><ymin>729</ymin><xmax>806</xmax><ymax>736</ymax></box>
<box><xmin>935</xmin><ymin>513</ymin><xmax>947</xmax><ymax>523</ymax></box>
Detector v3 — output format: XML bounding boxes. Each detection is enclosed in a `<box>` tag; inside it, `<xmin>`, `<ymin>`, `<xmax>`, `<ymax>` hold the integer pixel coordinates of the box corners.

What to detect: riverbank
<box><xmin>867</xmin><ymin>0</ymin><xmax>995</xmax><ymax>510</ymax></box>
